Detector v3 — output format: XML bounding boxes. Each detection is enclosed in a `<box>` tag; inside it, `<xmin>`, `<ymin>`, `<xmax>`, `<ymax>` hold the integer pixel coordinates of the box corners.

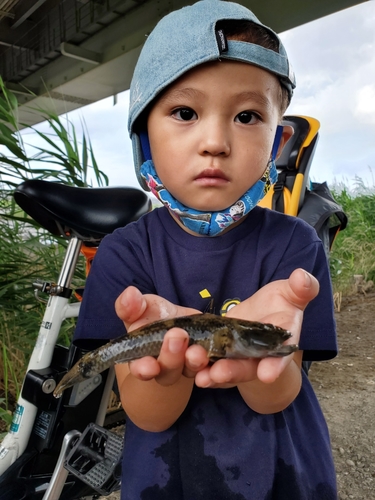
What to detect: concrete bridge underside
<box><xmin>0</xmin><ymin>0</ymin><xmax>369</xmax><ymax>127</ymax></box>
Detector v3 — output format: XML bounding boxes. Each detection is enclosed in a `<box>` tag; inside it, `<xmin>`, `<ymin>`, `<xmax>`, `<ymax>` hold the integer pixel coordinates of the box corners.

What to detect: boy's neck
<box><xmin>166</xmin><ymin>208</ymin><xmax>248</xmax><ymax>237</ymax></box>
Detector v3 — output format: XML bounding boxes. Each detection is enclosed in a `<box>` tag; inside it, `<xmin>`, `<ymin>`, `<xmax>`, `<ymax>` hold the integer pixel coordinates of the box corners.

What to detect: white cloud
<box><xmin>355</xmin><ymin>84</ymin><xmax>375</xmax><ymax>124</ymax></box>
<box><xmin>279</xmin><ymin>1</ymin><xmax>375</xmax><ymax>188</ymax></box>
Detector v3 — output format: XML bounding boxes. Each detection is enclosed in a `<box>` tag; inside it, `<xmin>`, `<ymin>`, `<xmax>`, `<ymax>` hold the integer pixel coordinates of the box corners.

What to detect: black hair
<box><xmin>216</xmin><ymin>20</ymin><xmax>290</xmax><ymax>114</ymax></box>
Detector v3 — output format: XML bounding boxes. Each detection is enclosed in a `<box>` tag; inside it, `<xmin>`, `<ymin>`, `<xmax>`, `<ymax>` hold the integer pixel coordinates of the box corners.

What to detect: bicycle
<box><xmin>0</xmin><ymin>179</ymin><xmax>151</xmax><ymax>500</ymax></box>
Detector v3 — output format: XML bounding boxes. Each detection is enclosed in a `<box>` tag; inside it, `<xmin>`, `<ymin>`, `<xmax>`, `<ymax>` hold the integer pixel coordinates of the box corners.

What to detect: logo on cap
<box><xmin>215</xmin><ymin>29</ymin><xmax>228</xmax><ymax>53</ymax></box>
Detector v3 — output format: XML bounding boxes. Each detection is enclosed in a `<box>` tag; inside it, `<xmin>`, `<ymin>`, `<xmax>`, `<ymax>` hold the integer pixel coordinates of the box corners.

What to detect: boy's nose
<box><xmin>198</xmin><ymin>120</ymin><xmax>230</xmax><ymax>157</ymax></box>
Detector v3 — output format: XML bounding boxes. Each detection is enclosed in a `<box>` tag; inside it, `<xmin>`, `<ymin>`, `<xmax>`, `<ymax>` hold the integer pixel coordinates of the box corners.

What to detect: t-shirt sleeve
<box><xmin>73</xmin><ymin>225</ymin><xmax>156</xmax><ymax>349</ymax></box>
<box><xmin>264</xmin><ymin>223</ymin><xmax>337</xmax><ymax>361</ymax></box>
<box><xmin>300</xmin><ymin>245</ymin><xmax>338</xmax><ymax>360</ymax></box>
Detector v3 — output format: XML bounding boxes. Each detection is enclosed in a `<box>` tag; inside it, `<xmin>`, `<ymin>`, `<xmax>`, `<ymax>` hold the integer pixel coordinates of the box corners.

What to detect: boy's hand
<box><xmin>115</xmin><ymin>268</ymin><xmax>318</xmax><ymax>389</ymax></box>
<box><xmin>115</xmin><ymin>269</ymin><xmax>319</xmax><ymax>418</ymax></box>
<box><xmin>192</xmin><ymin>268</ymin><xmax>319</xmax><ymax>389</ymax></box>
<box><xmin>114</xmin><ymin>286</ymin><xmax>209</xmax><ymax>386</ymax></box>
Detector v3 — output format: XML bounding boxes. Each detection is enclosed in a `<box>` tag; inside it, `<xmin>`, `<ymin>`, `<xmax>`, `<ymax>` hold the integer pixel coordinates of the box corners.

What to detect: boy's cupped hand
<box><xmin>114</xmin><ymin>285</ymin><xmax>208</xmax><ymax>386</ymax></box>
<box><xmin>115</xmin><ymin>268</ymin><xmax>319</xmax><ymax>388</ymax></box>
<box><xmin>196</xmin><ymin>268</ymin><xmax>319</xmax><ymax>389</ymax></box>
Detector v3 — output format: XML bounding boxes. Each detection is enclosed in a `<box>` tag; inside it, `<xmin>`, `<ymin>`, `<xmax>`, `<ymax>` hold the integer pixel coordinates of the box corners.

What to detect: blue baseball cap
<box><xmin>128</xmin><ymin>0</ymin><xmax>296</xmax><ymax>190</ymax></box>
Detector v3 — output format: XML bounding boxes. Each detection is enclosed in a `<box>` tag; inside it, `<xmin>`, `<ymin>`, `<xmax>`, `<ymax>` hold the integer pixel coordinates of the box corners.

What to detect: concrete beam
<box><xmin>5</xmin><ymin>82</ymin><xmax>39</xmax><ymax>96</ymax></box>
<box><xmin>60</xmin><ymin>42</ymin><xmax>102</xmax><ymax>65</ymax></box>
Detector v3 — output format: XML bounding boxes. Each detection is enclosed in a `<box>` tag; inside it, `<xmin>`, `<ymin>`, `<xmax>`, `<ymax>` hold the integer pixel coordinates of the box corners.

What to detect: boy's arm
<box><xmin>115</xmin><ymin>340</ymin><xmax>195</xmax><ymax>433</ymax></box>
<box><xmin>193</xmin><ymin>268</ymin><xmax>317</xmax><ymax>413</ymax></box>
<box><xmin>114</xmin><ymin>287</ymin><xmax>208</xmax><ymax>432</ymax></box>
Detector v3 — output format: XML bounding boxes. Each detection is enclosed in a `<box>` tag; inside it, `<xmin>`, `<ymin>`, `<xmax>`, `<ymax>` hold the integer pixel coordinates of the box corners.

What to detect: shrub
<box><xmin>0</xmin><ymin>77</ymin><xmax>107</xmax><ymax>422</ymax></box>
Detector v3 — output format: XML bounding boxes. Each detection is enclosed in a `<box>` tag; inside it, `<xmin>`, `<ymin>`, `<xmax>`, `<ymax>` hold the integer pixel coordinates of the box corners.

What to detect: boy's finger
<box><xmin>194</xmin><ymin>358</ymin><xmax>258</xmax><ymax>387</ymax></box>
<box><xmin>115</xmin><ymin>286</ymin><xmax>147</xmax><ymax>329</ymax></box>
<box><xmin>209</xmin><ymin>358</ymin><xmax>259</xmax><ymax>385</ymax></box>
<box><xmin>256</xmin><ymin>356</ymin><xmax>292</xmax><ymax>384</ymax></box>
<box><xmin>183</xmin><ymin>344</ymin><xmax>210</xmax><ymax>378</ymax></box>
<box><xmin>115</xmin><ymin>287</ymin><xmax>201</xmax><ymax>332</ymax></box>
<box><xmin>127</xmin><ymin>356</ymin><xmax>161</xmax><ymax>381</ymax></box>
<box><xmin>256</xmin><ymin>350</ymin><xmax>303</xmax><ymax>384</ymax></box>
<box><xmin>154</xmin><ymin>328</ymin><xmax>189</xmax><ymax>386</ymax></box>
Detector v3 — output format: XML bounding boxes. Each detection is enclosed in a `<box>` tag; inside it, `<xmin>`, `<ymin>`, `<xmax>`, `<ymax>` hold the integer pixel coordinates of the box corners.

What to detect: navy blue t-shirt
<box><xmin>74</xmin><ymin>206</ymin><xmax>338</xmax><ymax>499</ymax></box>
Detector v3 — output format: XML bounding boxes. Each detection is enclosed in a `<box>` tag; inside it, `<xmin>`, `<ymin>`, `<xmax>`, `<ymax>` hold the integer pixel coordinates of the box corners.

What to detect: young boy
<box><xmin>74</xmin><ymin>1</ymin><xmax>338</xmax><ymax>498</ymax></box>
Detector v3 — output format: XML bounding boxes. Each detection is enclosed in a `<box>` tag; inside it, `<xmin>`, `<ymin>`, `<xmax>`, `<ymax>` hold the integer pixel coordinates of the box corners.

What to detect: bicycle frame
<box><xmin>0</xmin><ymin>179</ymin><xmax>151</xmax><ymax>500</ymax></box>
<box><xmin>0</xmin><ymin>237</ymin><xmax>82</xmax><ymax>475</ymax></box>
<box><xmin>0</xmin><ymin>236</ymin><xmax>123</xmax><ymax>500</ymax></box>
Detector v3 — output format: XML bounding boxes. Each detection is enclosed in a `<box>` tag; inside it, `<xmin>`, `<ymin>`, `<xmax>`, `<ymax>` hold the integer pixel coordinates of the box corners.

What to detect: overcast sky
<box><xmin>23</xmin><ymin>1</ymin><xmax>375</xmax><ymax>192</ymax></box>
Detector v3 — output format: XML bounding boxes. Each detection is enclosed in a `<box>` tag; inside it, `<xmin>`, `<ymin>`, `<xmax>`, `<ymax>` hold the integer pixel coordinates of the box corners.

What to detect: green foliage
<box><xmin>0</xmin><ymin>398</ymin><xmax>13</xmax><ymax>440</ymax></box>
<box><xmin>0</xmin><ymin>78</ymin><xmax>108</xmax><ymax>422</ymax></box>
<box><xmin>0</xmin><ymin>76</ymin><xmax>108</xmax><ymax>188</ymax></box>
<box><xmin>330</xmin><ymin>184</ymin><xmax>375</xmax><ymax>292</ymax></box>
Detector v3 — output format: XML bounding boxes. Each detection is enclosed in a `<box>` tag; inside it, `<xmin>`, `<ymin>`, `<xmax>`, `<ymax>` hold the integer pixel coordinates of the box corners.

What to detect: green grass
<box><xmin>0</xmin><ymin>79</ymin><xmax>108</xmax><ymax>427</ymax></box>
<box><xmin>329</xmin><ymin>183</ymin><xmax>375</xmax><ymax>293</ymax></box>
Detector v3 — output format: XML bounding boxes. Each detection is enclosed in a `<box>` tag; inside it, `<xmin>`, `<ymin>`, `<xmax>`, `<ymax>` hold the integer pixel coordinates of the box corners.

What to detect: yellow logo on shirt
<box><xmin>220</xmin><ymin>298</ymin><xmax>241</xmax><ymax>316</ymax></box>
<box><xmin>199</xmin><ymin>289</ymin><xmax>241</xmax><ymax>316</ymax></box>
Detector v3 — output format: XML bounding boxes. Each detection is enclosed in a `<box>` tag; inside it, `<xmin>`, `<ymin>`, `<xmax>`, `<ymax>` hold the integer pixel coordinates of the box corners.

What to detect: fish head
<box><xmin>225</xmin><ymin>323</ymin><xmax>297</xmax><ymax>358</ymax></box>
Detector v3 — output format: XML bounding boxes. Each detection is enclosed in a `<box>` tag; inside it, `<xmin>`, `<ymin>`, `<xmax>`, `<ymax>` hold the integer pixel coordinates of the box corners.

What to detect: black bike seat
<box><xmin>14</xmin><ymin>179</ymin><xmax>152</xmax><ymax>240</ymax></box>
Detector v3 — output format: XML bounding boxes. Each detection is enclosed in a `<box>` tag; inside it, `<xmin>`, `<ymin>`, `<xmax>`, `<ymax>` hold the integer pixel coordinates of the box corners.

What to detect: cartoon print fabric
<box><xmin>140</xmin><ymin>159</ymin><xmax>277</xmax><ymax>236</ymax></box>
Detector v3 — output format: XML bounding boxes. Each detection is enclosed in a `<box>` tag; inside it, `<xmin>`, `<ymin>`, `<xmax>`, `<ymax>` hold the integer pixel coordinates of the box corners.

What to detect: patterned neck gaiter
<box><xmin>139</xmin><ymin>126</ymin><xmax>283</xmax><ymax>236</ymax></box>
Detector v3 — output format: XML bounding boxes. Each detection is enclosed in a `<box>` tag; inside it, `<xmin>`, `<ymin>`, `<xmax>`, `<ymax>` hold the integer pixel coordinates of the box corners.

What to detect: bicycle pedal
<box><xmin>65</xmin><ymin>422</ymin><xmax>123</xmax><ymax>495</ymax></box>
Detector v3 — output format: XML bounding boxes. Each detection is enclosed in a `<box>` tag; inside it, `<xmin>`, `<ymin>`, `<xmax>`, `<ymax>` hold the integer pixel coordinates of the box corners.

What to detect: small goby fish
<box><xmin>53</xmin><ymin>313</ymin><xmax>298</xmax><ymax>398</ymax></box>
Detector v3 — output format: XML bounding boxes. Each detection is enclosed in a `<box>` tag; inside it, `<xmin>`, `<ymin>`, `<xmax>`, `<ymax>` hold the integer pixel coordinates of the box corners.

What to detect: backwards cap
<box><xmin>128</xmin><ymin>0</ymin><xmax>296</xmax><ymax>190</ymax></box>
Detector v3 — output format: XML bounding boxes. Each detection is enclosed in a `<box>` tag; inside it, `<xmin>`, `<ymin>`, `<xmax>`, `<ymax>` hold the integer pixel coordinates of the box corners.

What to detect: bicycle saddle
<box><xmin>14</xmin><ymin>179</ymin><xmax>152</xmax><ymax>240</ymax></box>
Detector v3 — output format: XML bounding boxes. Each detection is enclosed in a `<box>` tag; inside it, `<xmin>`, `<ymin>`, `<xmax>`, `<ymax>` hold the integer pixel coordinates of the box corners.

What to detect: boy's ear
<box><xmin>275</xmin><ymin>125</ymin><xmax>294</xmax><ymax>159</ymax></box>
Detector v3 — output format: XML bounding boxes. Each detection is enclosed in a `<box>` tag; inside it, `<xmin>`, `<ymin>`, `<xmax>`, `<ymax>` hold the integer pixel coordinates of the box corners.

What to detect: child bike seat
<box><xmin>14</xmin><ymin>179</ymin><xmax>152</xmax><ymax>241</ymax></box>
<box><xmin>258</xmin><ymin>115</ymin><xmax>320</xmax><ymax>216</ymax></box>
<box><xmin>258</xmin><ymin>115</ymin><xmax>347</xmax><ymax>254</ymax></box>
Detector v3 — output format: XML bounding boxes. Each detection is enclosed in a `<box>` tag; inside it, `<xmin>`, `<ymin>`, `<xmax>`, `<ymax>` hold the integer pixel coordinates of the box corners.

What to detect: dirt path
<box><xmin>309</xmin><ymin>290</ymin><xmax>375</xmax><ymax>499</ymax></box>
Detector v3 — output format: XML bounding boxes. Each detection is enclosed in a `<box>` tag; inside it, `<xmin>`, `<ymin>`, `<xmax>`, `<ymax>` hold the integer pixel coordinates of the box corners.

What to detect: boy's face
<box><xmin>147</xmin><ymin>60</ymin><xmax>292</xmax><ymax>212</ymax></box>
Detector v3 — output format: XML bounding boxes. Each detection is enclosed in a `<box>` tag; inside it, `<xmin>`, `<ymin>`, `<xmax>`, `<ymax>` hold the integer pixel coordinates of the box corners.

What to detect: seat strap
<box><xmin>272</xmin><ymin>171</ymin><xmax>288</xmax><ymax>213</ymax></box>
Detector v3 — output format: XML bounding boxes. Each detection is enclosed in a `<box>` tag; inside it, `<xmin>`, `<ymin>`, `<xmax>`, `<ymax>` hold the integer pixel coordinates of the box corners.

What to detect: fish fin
<box><xmin>206</xmin><ymin>327</ymin><xmax>228</xmax><ymax>359</ymax></box>
<box><xmin>127</xmin><ymin>313</ymin><xmax>206</xmax><ymax>337</ymax></box>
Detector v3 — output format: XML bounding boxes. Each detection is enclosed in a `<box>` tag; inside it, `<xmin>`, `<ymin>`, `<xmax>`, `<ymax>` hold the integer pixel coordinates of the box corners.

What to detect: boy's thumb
<box><xmin>287</xmin><ymin>268</ymin><xmax>320</xmax><ymax>310</ymax></box>
<box><xmin>115</xmin><ymin>286</ymin><xmax>147</xmax><ymax>329</ymax></box>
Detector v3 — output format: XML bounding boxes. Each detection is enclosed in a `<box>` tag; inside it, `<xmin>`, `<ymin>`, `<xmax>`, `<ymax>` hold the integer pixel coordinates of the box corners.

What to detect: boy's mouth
<box><xmin>195</xmin><ymin>169</ymin><xmax>229</xmax><ymax>186</ymax></box>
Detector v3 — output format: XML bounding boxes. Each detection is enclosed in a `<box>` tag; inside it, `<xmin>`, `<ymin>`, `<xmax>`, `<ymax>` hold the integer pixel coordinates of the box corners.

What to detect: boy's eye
<box><xmin>235</xmin><ymin>111</ymin><xmax>259</xmax><ymax>124</ymax></box>
<box><xmin>172</xmin><ymin>108</ymin><xmax>197</xmax><ymax>121</ymax></box>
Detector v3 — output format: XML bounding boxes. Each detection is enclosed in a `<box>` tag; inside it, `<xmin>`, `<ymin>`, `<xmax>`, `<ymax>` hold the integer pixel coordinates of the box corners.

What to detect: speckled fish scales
<box><xmin>53</xmin><ymin>313</ymin><xmax>298</xmax><ymax>397</ymax></box>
